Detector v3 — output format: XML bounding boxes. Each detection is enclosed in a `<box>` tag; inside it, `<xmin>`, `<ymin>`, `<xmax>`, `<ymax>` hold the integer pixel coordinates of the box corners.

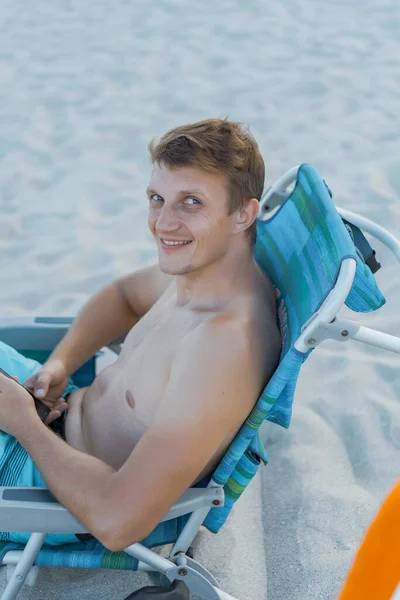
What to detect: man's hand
<box><xmin>0</xmin><ymin>372</ymin><xmax>41</xmax><ymax>437</ymax></box>
<box><xmin>24</xmin><ymin>359</ymin><xmax>69</xmax><ymax>425</ymax></box>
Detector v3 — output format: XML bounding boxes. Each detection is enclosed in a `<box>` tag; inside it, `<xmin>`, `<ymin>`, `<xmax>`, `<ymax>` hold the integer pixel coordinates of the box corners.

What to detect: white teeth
<box><xmin>162</xmin><ymin>239</ymin><xmax>191</xmax><ymax>246</ymax></box>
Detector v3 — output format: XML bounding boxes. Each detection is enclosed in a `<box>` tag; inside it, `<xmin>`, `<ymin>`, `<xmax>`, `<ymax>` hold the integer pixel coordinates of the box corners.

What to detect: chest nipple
<box><xmin>125</xmin><ymin>389</ymin><xmax>136</xmax><ymax>409</ymax></box>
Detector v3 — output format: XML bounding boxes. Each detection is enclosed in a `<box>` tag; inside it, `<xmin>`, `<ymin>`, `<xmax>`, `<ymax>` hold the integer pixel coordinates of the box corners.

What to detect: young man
<box><xmin>0</xmin><ymin>118</ymin><xmax>281</xmax><ymax>550</ymax></box>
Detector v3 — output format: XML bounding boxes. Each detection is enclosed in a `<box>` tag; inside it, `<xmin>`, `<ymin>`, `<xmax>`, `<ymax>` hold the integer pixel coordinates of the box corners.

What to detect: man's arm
<box><xmin>16</xmin><ymin>317</ymin><xmax>261</xmax><ymax>551</ymax></box>
<box><xmin>49</xmin><ymin>263</ymin><xmax>173</xmax><ymax>377</ymax></box>
<box><xmin>114</xmin><ymin>262</ymin><xmax>174</xmax><ymax>318</ymax></box>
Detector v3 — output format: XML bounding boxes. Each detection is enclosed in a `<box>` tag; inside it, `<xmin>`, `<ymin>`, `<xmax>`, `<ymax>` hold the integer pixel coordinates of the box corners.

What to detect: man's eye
<box><xmin>150</xmin><ymin>194</ymin><xmax>163</xmax><ymax>203</ymax></box>
<box><xmin>184</xmin><ymin>197</ymin><xmax>200</xmax><ymax>205</ymax></box>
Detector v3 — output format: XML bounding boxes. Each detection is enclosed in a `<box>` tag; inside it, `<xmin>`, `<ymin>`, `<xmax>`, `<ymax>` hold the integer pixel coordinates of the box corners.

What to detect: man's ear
<box><xmin>234</xmin><ymin>198</ymin><xmax>259</xmax><ymax>234</ymax></box>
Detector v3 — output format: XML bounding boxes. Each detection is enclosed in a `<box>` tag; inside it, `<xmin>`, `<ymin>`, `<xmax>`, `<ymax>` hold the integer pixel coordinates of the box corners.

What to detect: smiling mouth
<box><xmin>160</xmin><ymin>239</ymin><xmax>193</xmax><ymax>248</ymax></box>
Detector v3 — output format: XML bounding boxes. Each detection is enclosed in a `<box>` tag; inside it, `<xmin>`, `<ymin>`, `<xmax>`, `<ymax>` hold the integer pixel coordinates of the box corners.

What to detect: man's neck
<box><xmin>174</xmin><ymin>245</ymin><xmax>259</xmax><ymax>311</ymax></box>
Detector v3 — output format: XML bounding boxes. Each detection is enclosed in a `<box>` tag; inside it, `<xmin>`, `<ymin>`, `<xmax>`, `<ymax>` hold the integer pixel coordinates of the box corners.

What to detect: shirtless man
<box><xmin>0</xmin><ymin>118</ymin><xmax>281</xmax><ymax>551</ymax></box>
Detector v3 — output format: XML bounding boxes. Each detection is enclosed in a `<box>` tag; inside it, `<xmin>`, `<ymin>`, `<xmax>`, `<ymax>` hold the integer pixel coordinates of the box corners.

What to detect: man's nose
<box><xmin>155</xmin><ymin>205</ymin><xmax>180</xmax><ymax>232</ymax></box>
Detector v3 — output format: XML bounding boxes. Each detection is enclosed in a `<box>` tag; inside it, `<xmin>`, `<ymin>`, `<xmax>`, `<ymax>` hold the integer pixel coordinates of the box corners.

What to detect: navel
<box><xmin>125</xmin><ymin>389</ymin><xmax>136</xmax><ymax>409</ymax></box>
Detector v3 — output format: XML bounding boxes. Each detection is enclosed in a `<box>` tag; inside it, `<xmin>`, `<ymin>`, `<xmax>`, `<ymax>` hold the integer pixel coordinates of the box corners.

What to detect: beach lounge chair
<box><xmin>0</xmin><ymin>163</ymin><xmax>399</xmax><ymax>600</ymax></box>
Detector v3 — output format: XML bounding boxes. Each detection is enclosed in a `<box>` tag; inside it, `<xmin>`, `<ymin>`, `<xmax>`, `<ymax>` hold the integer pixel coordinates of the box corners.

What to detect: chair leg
<box><xmin>1</xmin><ymin>533</ymin><xmax>46</xmax><ymax>600</ymax></box>
<box><xmin>124</xmin><ymin>544</ymin><xmax>239</xmax><ymax>599</ymax></box>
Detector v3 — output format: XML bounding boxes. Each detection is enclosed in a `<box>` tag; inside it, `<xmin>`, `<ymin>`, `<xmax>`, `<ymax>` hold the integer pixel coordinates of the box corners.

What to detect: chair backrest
<box><xmin>256</xmin><ymin>164</ymin><xmax>385</xmax><ymax>359</ymax></box>
<box><xmin>202</xmin><ymin>164</ymin><xmax>385</xmax><ymax>534</ymax></box>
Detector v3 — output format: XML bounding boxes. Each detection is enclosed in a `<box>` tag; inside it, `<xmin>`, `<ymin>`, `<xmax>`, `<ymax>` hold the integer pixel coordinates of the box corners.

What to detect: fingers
<box><xmin>11</xmin><ymin>375</ymin><xmax>19</xmax><ymax>382</ymax></box>
<box><xmin>55</xmin><ymin>401</ymin><xmax>68</xmax><ymax>413</ymax></box>
<box><xmin>33</xmin><ymin>373</ymin><xmax>50</xmax><ymax>398</ymax></box>
<box><xmin>23</xmin><ymin>373</ymin><xmax>45</xmax><ymax>398</ymax></box>
<box><xmin>45</xmin><ymin>410</ymin><xmax>61</xmax><ymax>425</ymax></box>
<box><xmin>44</xmin><ymin>401</ymin><xmax>68</xmax><ymax>425</ymax></box>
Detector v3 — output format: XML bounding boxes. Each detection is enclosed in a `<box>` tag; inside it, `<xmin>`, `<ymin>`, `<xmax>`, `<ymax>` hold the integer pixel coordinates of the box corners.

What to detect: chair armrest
<box><xmin>0</xmin><ymin>316</ymin><xmax>127</xmax><ymax>353</ymax></box>
<box><xmin>0</xmin><ymin>487</ymin><xmax>87</xmax><ymax>534</ymax></box>
<box><xmin>0</xmin><ymin>317</ymin><xmax>73</xmax><ymax>352</ymax></box>
<box><xmin>0</xmin><ymin>486</ymin><xmax>224</xmax><ymax>535</ymax></box>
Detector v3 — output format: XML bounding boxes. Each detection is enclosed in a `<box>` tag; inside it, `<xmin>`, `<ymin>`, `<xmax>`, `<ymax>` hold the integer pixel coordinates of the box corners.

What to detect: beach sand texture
<box><xmin>1</xmin><ymin>0</ymin><xmax>400</xmax><ymax>598</ymax></box>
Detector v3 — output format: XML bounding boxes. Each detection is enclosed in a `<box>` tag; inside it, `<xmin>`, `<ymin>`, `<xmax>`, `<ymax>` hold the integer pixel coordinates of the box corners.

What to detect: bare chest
<box><xmin>79</xmin><ymin>300</ymin><xmax>205</xmax><ymax>467</ymax></box>
<box><xmin>119</xmin><ymin>305</ymin><xmax>198</xmax><ymax>402</ymax></box>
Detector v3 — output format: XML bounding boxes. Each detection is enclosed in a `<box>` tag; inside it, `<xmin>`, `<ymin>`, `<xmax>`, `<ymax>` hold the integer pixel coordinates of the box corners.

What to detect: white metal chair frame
<box><xmin>0</xmin><ymin>166</ymin><xmax>399</xmax><ymax>600</ymax></box>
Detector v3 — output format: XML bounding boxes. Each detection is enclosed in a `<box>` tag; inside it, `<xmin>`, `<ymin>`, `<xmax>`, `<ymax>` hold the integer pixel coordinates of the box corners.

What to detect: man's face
<box><xmin>147</xmin><ymin>163</ymin><xmax>237</xmax><ymax>276</ymax></box>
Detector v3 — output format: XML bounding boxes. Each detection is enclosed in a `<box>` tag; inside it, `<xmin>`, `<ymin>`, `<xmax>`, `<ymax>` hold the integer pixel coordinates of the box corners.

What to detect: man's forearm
<box><xmin>17</xmin><ymin>421</ymin><xmax>119</xmax><ymax>545</ymax></box>
<box><xmin>50</xmin><ymin>282</ymin><xmax>139</xmax><ymax>376</ymax></box>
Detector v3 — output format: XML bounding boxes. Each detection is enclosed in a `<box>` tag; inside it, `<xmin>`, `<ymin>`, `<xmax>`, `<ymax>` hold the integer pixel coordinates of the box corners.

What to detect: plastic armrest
<box><xmin>0</xmin><ymin>316</ymin><xmax>127</xmax><ymax>352</ymax></box>
<box><xmin>0</xmin><ymin>486</ymin><xmax>224</xmax><ymax>535</ymax></box>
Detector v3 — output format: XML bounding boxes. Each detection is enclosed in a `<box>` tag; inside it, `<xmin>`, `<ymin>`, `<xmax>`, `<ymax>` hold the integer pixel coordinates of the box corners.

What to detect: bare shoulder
<box><xmin>114</xmin><ymin>263</ymin><xmax>174</xmax><ymax>318</ymax></box>
<box><xmin>179</xmin><ymin>313</ymin><xmax>256</xmax><ymax>373</ymax></box>
<box><xmin>153</xmin><ymin>312</ymin><xmax>272</xmax><ymax>433</ymax></box>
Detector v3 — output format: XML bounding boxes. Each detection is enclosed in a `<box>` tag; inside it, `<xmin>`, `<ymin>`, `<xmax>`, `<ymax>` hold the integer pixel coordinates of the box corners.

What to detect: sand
<box><xmin>1</xmin><ymin>0</ymin><xmax>400</xmax><ymax>598</ymax></box>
